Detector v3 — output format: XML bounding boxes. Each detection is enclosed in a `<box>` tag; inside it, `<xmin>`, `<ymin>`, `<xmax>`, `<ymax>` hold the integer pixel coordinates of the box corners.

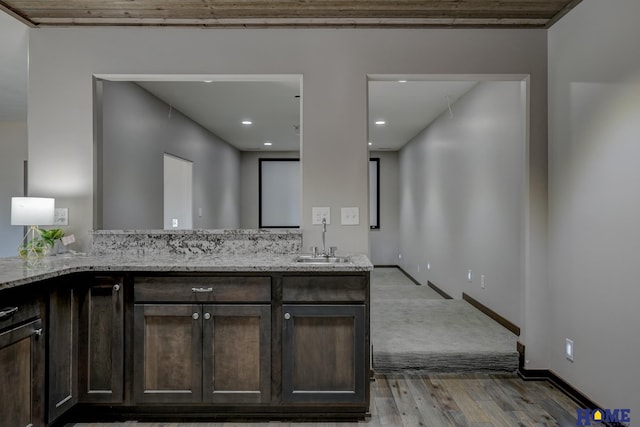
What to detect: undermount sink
<box><xmin>294</xmin><ymin>255</ymin><xmax>352</xmax><ymax>264</ymax></box>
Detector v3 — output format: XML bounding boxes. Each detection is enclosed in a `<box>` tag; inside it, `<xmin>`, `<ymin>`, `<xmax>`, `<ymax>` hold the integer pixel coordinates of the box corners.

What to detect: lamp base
<box><xmin>17</xmin><ymin>225</ymin><xmax>49</xmax><ymax>267</ymax></box>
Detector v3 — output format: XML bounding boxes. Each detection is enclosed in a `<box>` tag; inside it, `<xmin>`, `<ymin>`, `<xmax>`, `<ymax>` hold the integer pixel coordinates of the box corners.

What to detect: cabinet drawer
<box><xmin>0</xmin><ymin>297</ymin><xmax>41</xmax><ymax>331</ymax></box>
<box><xmin>283</xmin><ymin>276</ymin><xmax>367</xmax><ymax>302</ymax></box>
<box><xmin>134</xmin><ymin>276</ymin><xmax>271</xmax><ymax>303</ymax></box>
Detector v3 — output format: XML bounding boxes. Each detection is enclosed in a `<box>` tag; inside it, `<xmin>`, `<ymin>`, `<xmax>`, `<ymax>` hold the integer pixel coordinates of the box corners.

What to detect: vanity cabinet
<box><xmin>281</xmin><ymin>275</ymin><xmax>369</xmax><ymax>406</ymax></box>
<box><xmin>133</xmin><ymin>276</ymin><xmax>272</xmax><ymax>404</ymax></box>
<box><xmin>0</xmin><ymin>266</ymin><xmax>370</xmax><ymax>425</ymax></box>
<box><xmin>78</xmin><ymin>275</ymin><xmax>125</xmax><ymax>403</ymax></box>
<box><xmin>0</xmin><ymin>294</ymin><xmax>45</xmax><ymax>427</ymax></box>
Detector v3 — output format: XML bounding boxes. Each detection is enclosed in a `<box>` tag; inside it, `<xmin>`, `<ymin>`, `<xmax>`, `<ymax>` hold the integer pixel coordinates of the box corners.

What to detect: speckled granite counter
<box><xmin>0</xmin><ymin>253</ymin><xmax>373</xmax><ymax>292</ymax></box>
<box><xmin>90</xmin><ymin>229</ymin><xmax>303</xmax><ymax>256</ymax></box>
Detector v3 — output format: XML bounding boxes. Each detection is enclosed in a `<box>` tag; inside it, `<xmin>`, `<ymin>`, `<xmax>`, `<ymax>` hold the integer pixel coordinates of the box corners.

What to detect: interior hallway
<box><xmin>371</xmin><ymin>268</ymin><xmax>519</xmax><ymax>373</ymax></box>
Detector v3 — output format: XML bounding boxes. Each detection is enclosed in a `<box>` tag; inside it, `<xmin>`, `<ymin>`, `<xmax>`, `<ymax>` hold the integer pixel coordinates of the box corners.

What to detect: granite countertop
<box><xmin>0</xmin><ymin>253</ymin><xmax>373</xmax><ymax>292</ymax></box>
<box><xmin>91</xmin><ymin>229</ymin><xmax>302</xmax><ymax>235</ymax></box>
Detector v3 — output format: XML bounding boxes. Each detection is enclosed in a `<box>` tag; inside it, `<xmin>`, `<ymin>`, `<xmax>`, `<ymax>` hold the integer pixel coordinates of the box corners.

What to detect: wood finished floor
<box><xmin>66</xmin><ymin>373</ymin><xmax>579</xmax><ymax>427</ymax></box>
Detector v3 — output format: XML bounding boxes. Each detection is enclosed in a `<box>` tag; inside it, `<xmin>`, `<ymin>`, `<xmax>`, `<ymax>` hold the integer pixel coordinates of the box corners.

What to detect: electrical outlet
<box><xmin>312</xmin><ymin>207</ymin><xmax>330</xmax><ymax>225</ymax></box>
<box><xmin>481</xmin><ymin>274</ymin><xmax>485</xmax><ymax>289</ymax></box>
<box><xmin>172</xmin><ymin>218</ymin><xmax>179</xmax><ymax>228</ymax></box>
<box><xmin>566</xmin><ymin>338</ymin><xmax>574</xmax><ymax>362</ymax></box>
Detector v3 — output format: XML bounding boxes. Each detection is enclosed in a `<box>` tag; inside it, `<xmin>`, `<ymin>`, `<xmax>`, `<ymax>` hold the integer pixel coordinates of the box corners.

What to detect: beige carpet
<box><xmin>371</xmin><ymin>268</ymin><xmax>519</xmax><ymax>373</ymax></box>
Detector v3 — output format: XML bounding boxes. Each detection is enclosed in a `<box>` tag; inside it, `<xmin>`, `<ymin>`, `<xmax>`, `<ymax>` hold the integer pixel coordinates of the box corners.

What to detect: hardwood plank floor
<box><xmin>66</xmin><ymin>373</ymin><xmax>579</xmax><ymax>427</ymax></box>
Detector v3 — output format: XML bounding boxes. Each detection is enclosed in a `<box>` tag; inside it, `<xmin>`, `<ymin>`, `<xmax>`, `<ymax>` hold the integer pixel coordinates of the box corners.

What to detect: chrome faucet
<box><xmin>317</xmin><ymin>218</ymin><xmax>338</xmax><ymax>257</ymax></box>
<box><xmin>321</xmin><ymin>217</ymin><xmax>327</xmax><ymax>256</ymax></box>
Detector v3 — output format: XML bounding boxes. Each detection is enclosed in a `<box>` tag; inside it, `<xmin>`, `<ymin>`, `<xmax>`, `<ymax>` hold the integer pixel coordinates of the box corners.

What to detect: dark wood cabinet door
<box><xmin>282</xmin><ymin>304</ymin><xmax>366</xmax><ymax>404</ymax></box>
<box><xmin>78</xmin><ymin>276</ymin><xmax>124</xmax><ymax>403</ymax></box>
<box><xmin>133</xmin><ymin>304</ymin><xmax>202</xmax><ymax>403</ymax></box>
<box><xmin>202</xmin><ymin>304</ymin><xmax>271</xmax><ymax>404</ymax></box>
<box><xmin>48</xmin><ymin>285</ymin><xmax>79</xmax><ymax>423</ymax></box>
<box><xmin>0</xmin><ymin>318</ymin><xmax>44</xmax><ymax>427</ymax></box>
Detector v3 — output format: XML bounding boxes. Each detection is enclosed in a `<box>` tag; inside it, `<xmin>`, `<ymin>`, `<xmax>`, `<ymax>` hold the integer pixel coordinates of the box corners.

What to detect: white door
<box><xmin>164</xmin><ymin>154</ymin><xmax>193</xmax><ymax>230</ymax></box>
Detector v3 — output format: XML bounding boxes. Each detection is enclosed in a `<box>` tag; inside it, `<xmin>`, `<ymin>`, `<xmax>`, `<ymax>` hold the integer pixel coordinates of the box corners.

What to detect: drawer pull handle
<box><xmin>34</xmin><ymin>328</ymin><xmax>43</xmax><ymax>337</ymax></box>
<box><xmin>0</xmin><ymin>307</ymin><xmax>18</xmax><ymax>320</ymax></box>
<box><xmin>192</xmin><ymin>313</ymin><xmax>199</xmax><ymax>320</ymax></box>
<box><xmin>284</xmin><ymin>312</ymin><xmax>291</xmax><ymax>320</ymax></box>
<box><xmin>113</xmin><ymin>284</ymin><xmax>121</xmax><ymax>292</ymax></box>
<box><xmin>192</xmin><ymin>287</ymin><xmax>213</xmax><ymax>293</ymax></box>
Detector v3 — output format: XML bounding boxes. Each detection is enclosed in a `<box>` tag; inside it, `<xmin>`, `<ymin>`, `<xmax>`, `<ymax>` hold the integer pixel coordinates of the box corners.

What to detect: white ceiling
<box><xmin>136</xmin><ymin>79</ymin><xmax>477</xmax><ymax>152</ymax></box>
<box><xmin>137</xmin><ymin>79</ymin><xmax>302</xmax><ymax>152</ymax></box>
<box><xmin>368</xmin><ymin>80</ymin><xmax>477</xmax><ymax>150</ymax></box>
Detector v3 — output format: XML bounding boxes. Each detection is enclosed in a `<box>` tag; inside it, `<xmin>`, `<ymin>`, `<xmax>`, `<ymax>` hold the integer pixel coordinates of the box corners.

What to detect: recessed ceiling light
<box><xmin>204</xmin><ymin>80</ymin><xmax>213</xmax><ymax>83</ymax></box>
<box><xmin>242</xmin><ymin>120</ymin><xmax>252</xmax><ymax>125</ymax></box>
<box><xmin>375</xmin><ymin>120</ymin><xmax>386</xmax><ymax>125</ymax></box>
<box><xmin>398</xmin><ymin>80</ymin><xmax>407</xmax><ymax>83</ymax></box>
<box><xmin>263</xmin><ymin>141</ymin><xmax>273</xmax><ymax>146</ymax></box>
<box><xmin>368</xmin><ymin>142</ymin><xmax>372</xmax><ymax>146</ymax></box>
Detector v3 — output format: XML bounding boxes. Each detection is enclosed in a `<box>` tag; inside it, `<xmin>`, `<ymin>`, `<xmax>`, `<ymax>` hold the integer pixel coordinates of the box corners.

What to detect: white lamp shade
<box><xmin>11</xmin><ymin>197</ymin><xmax>55</xmax><ymax>226</ymax></box>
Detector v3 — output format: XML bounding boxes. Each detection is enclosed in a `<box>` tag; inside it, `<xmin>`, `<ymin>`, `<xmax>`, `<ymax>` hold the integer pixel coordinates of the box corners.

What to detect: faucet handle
<box><xmin>310</xmin><ymin>246</ymin><xmax>318</xmax><ymax>257</ymax></box>
<box><xmin>329</xmin><ymin>246</ymin><xmax>338</xmax><ymax>257</ymax></box>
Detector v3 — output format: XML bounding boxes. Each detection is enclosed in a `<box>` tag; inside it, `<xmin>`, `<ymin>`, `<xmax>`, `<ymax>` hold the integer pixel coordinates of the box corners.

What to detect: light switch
<box><xmin>341</xmin><ymin>207</ymin><xmax>359</xmax><ymax>225</ymax></box>
<box><xmin>312</xmin><ymin>207</ymin><xmax>330</xmax><ymax>225</ymax></box>
<box><xmin>172</xmin><ymin>218</ymin><xmax>179</xmax><ymax>228</ymax></box>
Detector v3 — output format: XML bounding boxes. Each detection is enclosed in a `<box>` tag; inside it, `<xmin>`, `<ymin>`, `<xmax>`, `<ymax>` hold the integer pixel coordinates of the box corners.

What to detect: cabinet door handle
<box><xmin>192</xmin><ymin>313</ymin><xmax>199</xmax><ymax>320</ymax></box>
<box><xmin>204</xmin><ymin>312</ymin><xmax>211</xmax><ymax>320</ymax></box>
<box><xmin>113</xmin><ymin>283</ymin><xmax>121</xmax><ymax>292</ymax></box>
<box><xmin>284</xmin><ymin>312</ymin><xmax>291</xmax><ymax>320</ymax></box>
<box><xmin>192</xmin><ymin>287</ymin><xmax>213</xmax><ymax>293</ymax></box>
<box><xmin>34</xmin><ymin>328</ymin><xmax>43</xmax><ymax>337</ymax></box>
<box><xmin>0</xmin><ymin>306</ymin><xmax>18</xmax><ymax>320</ymax></box>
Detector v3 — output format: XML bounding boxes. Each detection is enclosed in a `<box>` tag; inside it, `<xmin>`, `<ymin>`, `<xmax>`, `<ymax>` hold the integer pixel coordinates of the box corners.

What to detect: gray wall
<box><xmin>239</xmin><ymin>151</ymin><xmax>299</xmax><ymax>229</ymax></box>
<box><xmin>26</xmin><ymin>27</ymin><xmax>549</xmax><ymax>366</ymax></box>
<box><xmin>0</xmin><ymin>11</ymin><xmax>28</xmax><ymax>258</ymax></box>
<box><xmin>0</xmin><ymin>122</ymin><xmax>27</xmax><ymax>257</ymax></box>
<box><xmin>398</xmin><ymin>81</ymin><xmax>526</xmax><ymax>328</ymax></box>
<box><xmin>100</xmin><ymin>81</ymin><xmax>240</xmax><ymax>229</ymax></box>
<box><xmin>369</xmin><ymin>151</ymin><xmax>399</xmax><ymax>266</ymax></box>
<box><xmin>548</xmin><ymin>0</ymin><xmax>640</xmax><ymax>415</ymax></box>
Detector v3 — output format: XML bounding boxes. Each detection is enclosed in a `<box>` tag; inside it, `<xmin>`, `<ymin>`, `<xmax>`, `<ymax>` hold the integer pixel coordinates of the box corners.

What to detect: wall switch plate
<box><xmin>341</xmin><ymin>207</ymin><xmax>359</xmax><ymax>225</ymax></box>
<box><xmin>481</xmin><ymin>274</ymin><xmax>485</xmax><ymax>289</ymax></box>
<box><xmin>467</xmin><ymin>269</ymin><xmax>473</xmax><ymax>282</ymax></box>
<box><xmin>566</xmin><ymin>338</ymin><xmax>574</xmax><ymax>362</ymax></box>
<box><xmin>312</xmin><ymin>207</ymin><xmax>330</xmax><ymax>225</ymax></box>
<box><xmin>54</xmin><ymin>208</ymin><xmax>69</xmax><ymax>226</ymax></box>
<box><xmin>427</xmin><ymin>261</ymin><xmax>431</xmax><ymax>271</ymax></box>
<box><xmin>172</xmin><ymin>218</ymin><xmax>179</xmax><ymax>228</ymax></box>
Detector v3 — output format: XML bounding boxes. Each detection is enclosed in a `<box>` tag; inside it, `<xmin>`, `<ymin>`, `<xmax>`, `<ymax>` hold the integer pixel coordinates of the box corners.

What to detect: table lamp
<box><xmin>11</xmin><ymin>197</ymin><xmax>55</xmax><ymax>266</ymax></box>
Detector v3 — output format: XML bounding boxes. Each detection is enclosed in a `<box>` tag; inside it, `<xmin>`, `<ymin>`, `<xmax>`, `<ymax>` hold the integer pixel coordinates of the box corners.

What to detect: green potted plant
<box><xmin>38</xmin><ymin>228</ymin><xmax>65</xmax><ymax>255</ymax></box>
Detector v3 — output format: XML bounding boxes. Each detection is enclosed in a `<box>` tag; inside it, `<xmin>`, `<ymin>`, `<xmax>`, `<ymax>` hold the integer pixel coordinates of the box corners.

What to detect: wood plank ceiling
<box><xmin>1</xmin><ymin>0</ymin><xmax>582</xmax><ymax>28</ymax></box>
